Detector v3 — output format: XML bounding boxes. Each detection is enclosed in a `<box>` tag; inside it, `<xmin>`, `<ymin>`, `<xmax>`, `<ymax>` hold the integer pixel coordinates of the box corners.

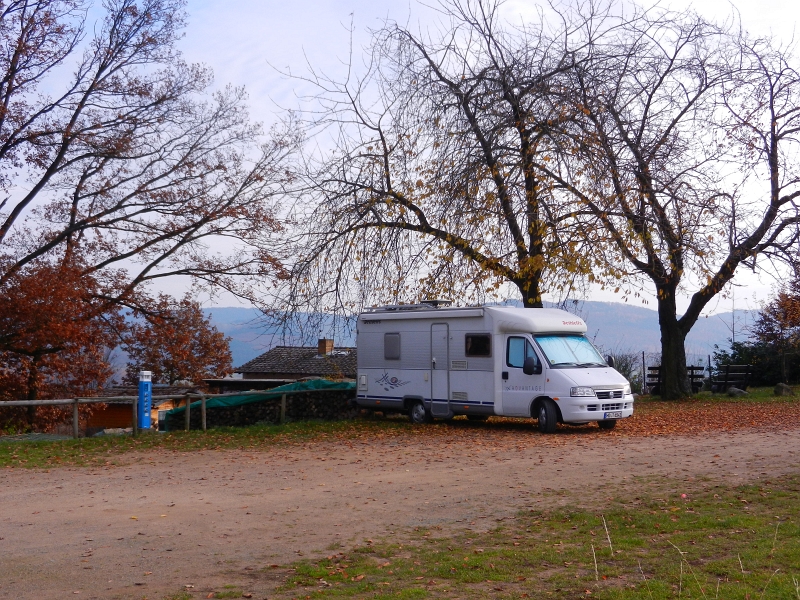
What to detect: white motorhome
<box><xmin>355</xmin><ymin>303</ymin><xmax>634</xmax><ymax>432</ymax></box>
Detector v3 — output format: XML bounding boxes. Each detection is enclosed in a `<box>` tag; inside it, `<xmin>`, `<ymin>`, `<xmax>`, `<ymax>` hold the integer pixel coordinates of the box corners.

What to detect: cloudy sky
<box><xmin>178</xmin><ymin>0</ymin><xmax>798</xmax><ymax>118</ymax></box>
<box><xmin>174</xmin><ymin>1</ymin><xmax>799</xmax><ymax>314</ymax></box>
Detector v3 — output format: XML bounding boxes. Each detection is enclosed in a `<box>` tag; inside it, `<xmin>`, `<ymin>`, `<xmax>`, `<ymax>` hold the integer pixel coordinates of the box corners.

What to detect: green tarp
<box><xmin>164</xmin><ymin>379</ymin><xmax>356</xmax><ymax>418</ymax></box>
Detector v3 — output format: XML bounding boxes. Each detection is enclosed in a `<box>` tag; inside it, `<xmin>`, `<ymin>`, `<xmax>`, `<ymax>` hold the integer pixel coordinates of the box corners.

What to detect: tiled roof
<box><xmin>92</xmin><ymin>385</ymin><xmax>197</xmax><ymax>403</ymax></box>
<box><xmin>236</xmin><ymin>346</ymin><xmax>357</xmax><ymax>378</ymax></box>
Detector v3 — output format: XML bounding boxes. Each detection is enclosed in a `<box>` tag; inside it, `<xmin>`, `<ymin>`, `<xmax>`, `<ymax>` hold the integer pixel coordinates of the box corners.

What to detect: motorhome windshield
<box><xmin>534</xmin><ymin>334</ymin><xmax>607</xmax><ymax>368</ymax></box>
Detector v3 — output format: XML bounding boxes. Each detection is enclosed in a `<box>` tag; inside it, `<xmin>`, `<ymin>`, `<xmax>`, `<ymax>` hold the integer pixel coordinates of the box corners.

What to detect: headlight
<box><xmin>570</xmin><ymin>387</ymin><xmax>596</xmax><ymax>397</ymax></box>
<box><xmin>623</xmin><ymin>384</ymin><xmax>632</xmax><ymax>395</ymax></box>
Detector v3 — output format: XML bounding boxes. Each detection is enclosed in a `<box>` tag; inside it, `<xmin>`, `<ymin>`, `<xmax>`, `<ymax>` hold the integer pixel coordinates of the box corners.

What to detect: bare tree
<box><xmin>538</xmin><ymin>7</ymin><xmax>800</xmax><ymax>398</ymax></box>
<box><xmin>278</xmin><ymin>0</ymin><xmax>610</xmax><ymax>331</ymax></box>
<box><xmin>274</xmin><ymin>0</ymin><xmax>799</xmax><ymax>403</ymax></box>
<box><xmin>0</xmin><ymin>0</ymin><xmax>297</xmax><ymax>313</ymax></box>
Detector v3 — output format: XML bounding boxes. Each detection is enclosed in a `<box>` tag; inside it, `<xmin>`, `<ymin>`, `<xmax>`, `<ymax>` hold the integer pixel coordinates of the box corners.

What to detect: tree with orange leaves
<box><xmin>752</xmin><ymin>275</ymin><xmax>800</xmax><ymax>383</ymax></box>
<box><xmin>122</xmin><ymin>294</ymin><xmax>231</xmax><ymax>388</ymax></box>
<box><xmin>0</xmin><ymin>259</ymin><xmax>121</xmax><ymax>428</ymax></box>
<box><xmin>0</xmin><ymin>0</ymin><xmax>293</xmax><ymax>427</ymax></box>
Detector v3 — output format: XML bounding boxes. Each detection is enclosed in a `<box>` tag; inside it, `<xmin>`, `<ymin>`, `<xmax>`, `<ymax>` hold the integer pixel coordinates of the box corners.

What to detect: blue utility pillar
<box><xmin>138</xmin><ymin>371</ymin><xmax>152</xmax><ymax>429</ymax></box>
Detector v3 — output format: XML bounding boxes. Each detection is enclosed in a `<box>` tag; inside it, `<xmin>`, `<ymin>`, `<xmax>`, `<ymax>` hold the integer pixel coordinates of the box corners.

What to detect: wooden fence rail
<box><xmin>1</xmin><ymin>389</ymin><xmax>340</xmax><ymax>439</ymax></box>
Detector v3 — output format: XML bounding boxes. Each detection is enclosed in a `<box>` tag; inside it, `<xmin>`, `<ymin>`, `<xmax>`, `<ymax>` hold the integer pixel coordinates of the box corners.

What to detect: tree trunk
<box><xmin>657</xmin><ymin>287</ymin><xmax>691</xmax><ymax>400</ymax></box>
<box><xmin>518</xmin><ymin>277</ymin><xmax>544</xmax><ymax>308</ymax></box>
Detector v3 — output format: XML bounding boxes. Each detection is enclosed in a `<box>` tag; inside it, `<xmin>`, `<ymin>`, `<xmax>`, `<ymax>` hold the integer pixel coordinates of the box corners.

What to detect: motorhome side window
<box><xmin>506</xmin><ymin>337</ymin><xmax>538</xmax><ymax>368</ymax></box>
<box><xmin>465</xmin><ymin>334</ymin><xmax>491</xmax><ymax>357</ymax></box>
<box><xmin>384</xmin><ymin>333</ymin><xmax>401</xmax><ymax>360</ymax></box>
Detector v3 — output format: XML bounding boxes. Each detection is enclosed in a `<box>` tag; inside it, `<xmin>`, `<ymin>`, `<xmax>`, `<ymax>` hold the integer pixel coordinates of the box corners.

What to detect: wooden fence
<box><xmin>0</xmin><ymin>390</ymin><xmax>309</xmax><ymax>439</ymax></box>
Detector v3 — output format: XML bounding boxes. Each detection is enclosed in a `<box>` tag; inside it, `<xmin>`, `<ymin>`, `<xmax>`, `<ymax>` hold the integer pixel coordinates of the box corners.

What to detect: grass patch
<box><xmin>213</xmin><ymin>584</ymin><xmax>245</xmax><ymax>598</ymax></box>
<box><xmin>638</xmin><ymin>385</ymin><xmax>797</xmax><ymax>405</ymax></box>
<box><xmin>275</xmin><ymin>473</ymin><xmax>800</xmax><ymax>599</ymax></box>
<box><xmin>161</xmin><ymin>593</ymin><xmax>193</xmax><ymax>600</ymax></box>
<box><xmin>2</xmin><ymin>388</ymin><xmax>798</xmax><ymax>469</ymax></box>
<box><xmin>0</xmin><ymin>418</ymin><xmax>411</xmax><ymax>469</ymax></box>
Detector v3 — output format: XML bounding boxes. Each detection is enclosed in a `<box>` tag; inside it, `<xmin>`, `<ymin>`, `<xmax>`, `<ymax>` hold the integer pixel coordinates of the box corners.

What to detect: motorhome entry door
<box><xmin>430</xmin><ymin>323</ymin><xmax>450</xmax><ymax>417</ymax></box>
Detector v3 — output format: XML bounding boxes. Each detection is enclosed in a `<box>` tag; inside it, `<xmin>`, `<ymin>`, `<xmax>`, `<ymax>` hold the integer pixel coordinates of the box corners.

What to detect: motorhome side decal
<box><xmin>377</xmin><ymin>372</ymin><xmax>411</xmax><ymax>391</ymax></box>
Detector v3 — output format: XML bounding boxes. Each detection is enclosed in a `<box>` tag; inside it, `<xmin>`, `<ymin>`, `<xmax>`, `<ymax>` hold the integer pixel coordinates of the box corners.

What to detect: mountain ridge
<box><xmin>204</xmin><ymin>301</ymin><xmax>756</xmax><ymax>368</ymax></box>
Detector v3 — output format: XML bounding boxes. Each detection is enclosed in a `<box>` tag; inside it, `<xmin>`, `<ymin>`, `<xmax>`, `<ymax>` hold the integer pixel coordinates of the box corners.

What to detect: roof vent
<box><xmin>420</xmin><ymin>299</ymin><xmax>452</xmax><ymax>308</ymax></box>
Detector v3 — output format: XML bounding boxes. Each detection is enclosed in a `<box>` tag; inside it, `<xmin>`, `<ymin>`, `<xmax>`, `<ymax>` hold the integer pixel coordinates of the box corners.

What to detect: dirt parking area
<box><xmin>2</xmin><ymin>422</ymin><xmax>799</xmax><ymax>599</ymax></box>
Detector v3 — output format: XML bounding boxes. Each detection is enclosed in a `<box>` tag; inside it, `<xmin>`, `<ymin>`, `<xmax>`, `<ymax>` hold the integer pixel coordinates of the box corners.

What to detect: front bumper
<box><xmin>558</xmin><ymin>394</ymin><xmax>635</xmax><ymax>423</ymax></box>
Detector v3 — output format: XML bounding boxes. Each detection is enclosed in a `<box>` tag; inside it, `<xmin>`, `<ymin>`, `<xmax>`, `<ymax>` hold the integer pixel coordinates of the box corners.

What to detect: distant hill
<box><xmin>205</xmin><ymin>301</ymin><xmax>757</xmax><ymax>368</ymax></box>
<box><xmin>202</xmin><ymin>307</ymin><xmax>275</xmax><ymax>367</ymax></box>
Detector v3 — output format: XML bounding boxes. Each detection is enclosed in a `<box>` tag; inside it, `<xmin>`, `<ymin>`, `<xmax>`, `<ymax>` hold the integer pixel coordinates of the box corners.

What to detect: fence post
<box><xmin>641</xmin><ymin>351</ymin><xmax>646</xmax><ymax>393</ymax></box>
<box><xmin>280</xmin><ymin>394</ymin><xmax>286</xmax><ymax>424</ymax></box>
<box><xmin>132</xmin><ymin>395</ymin><xmax>138</xmax><ymax>437</ymax></box>
<box><xmin>200</xmin><ymin>394</ymin><xmax>207</xmax><ymax>432</ymax></box>
<box><xmin>184</xmin><ymin>394</ymin><xmax>191</xmax><ymax>432</ymax></box>
<box><xmin>72</xmin><ymin>399</ymin><xmax>79</xmax><ymax>439</ymax></box>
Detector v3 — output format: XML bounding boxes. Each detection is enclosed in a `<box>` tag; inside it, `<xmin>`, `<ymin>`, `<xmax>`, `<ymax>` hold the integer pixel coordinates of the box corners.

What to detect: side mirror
<box><xmin>605</xmin><ymin>355</ymin><xmax>615</xmax><ymax>368</ymax></box>
<box><xmin>523</xmin><ymin>356</ymin><xmax>541</xmax><ymax>375</ymax></box>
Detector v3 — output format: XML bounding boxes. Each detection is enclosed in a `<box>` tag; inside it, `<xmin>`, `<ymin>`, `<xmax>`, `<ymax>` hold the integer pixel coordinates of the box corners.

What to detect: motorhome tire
<box><xmin>537</xmin><ymin>399</ymin><xmax>558</xmax><ymax>433</ymax></box>
<box><xmin>409</xmin><ymin>401</ymin><xmax>431</xmax><ymax>424</ymax></box>
<box><xmin>466</xmin><ymin>414</ymin><xmax>489</xmax><ymax>422</ymax></box>
<box><xmin>597</xmin><ymin>419</ymin><xmax>617</xmax><ymax>430</ymax></box>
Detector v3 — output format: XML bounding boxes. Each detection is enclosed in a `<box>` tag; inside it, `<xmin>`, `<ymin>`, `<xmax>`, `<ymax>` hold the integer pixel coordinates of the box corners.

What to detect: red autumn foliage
<box><xmin>122</xmin><ymin>294</ymin><xmax>232</xmax><ymax>388</ymax></box>
<box><xmin>0</xmin><ymin>260</ymin><xmax>121</xmax><ymax>430</ymax></box>
<box><xmin>753</xmin><ymin>276</ymin><xmax>800</xmax><ymax>351</ymax></box>
<box><xmin>0</xmin><ymin>0</ymin><xmax>292</xmax><ymax>431</ymax></box>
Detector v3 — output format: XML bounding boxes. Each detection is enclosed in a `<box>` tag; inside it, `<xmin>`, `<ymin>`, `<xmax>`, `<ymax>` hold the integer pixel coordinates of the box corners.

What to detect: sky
<box><xmin>172</xmin><ymin>0</ymin><xmax>800</xmax><ymax>315</ymax></box>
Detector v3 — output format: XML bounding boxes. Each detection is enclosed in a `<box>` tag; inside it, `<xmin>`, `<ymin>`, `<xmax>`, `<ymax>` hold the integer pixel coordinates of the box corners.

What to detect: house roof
<box><xmin>93</xmin><ymin>385</ymin><xmax>197</xmax><ymax>404</ymax></box>
<box><xmin>236</xmin><ymin>346</ymin><xmax>357</xmax><ymax>378</ymax></box>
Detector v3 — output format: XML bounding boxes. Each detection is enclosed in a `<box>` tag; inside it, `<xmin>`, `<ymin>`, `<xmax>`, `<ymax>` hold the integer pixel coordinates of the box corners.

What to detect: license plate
<box><xmin>603</xmin><ymin>411</ymin><xmax>623</xmax><ymax>419</ymax></box>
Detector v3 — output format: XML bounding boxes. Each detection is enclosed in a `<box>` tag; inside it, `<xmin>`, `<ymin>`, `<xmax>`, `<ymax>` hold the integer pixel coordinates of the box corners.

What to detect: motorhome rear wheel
<box><xmin>409</xmin><ymin>400</ymin><xmax>431</xmax><ymax>424</ymax></box>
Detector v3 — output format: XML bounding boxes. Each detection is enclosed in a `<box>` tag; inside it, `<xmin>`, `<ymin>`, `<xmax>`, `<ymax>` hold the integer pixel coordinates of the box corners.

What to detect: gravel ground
<box><xmin>2</xmin><ymin>422</ymin><xmax>799</xmax><ymax>599</ymax></box>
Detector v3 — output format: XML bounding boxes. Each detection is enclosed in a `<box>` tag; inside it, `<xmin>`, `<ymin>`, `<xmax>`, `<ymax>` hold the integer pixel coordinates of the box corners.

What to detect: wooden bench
<box><xmin>646</xmin><ymin>365</ymin><xmax>705</xmax><ymax>395</ymax></box>
<box><xmin>711</xmin><ymin>364</ymin><xmax>752</xmax><ymax>392</ymax></box>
